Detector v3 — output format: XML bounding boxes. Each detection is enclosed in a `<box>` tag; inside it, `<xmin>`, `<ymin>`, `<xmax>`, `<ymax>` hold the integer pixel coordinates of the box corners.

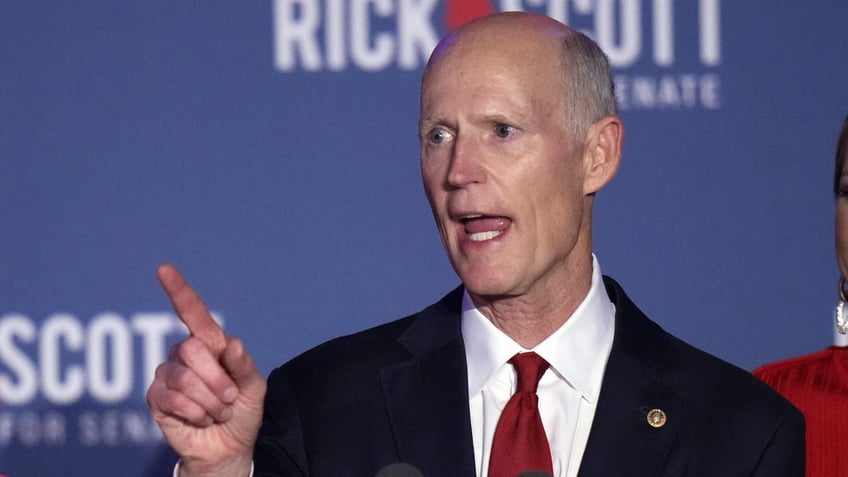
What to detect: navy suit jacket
<box><xmin>254</xmin><ymin>277</ymin><xmax>804</xmax><ymax>476</ymax></box>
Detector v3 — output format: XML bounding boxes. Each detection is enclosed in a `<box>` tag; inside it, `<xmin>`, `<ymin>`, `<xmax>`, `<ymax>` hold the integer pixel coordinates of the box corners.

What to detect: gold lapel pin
<box><xmin>646</xmin><ymin>408</ymin><xmax>667</xmax><ymax>428</ymax></box>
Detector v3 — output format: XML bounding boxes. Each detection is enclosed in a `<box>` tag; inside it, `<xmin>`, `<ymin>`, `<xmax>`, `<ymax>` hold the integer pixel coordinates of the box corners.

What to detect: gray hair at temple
<box><xmin>557</xmin><ymin>28</ymin><xmax>619</xmax><ymax>143</ymax></box>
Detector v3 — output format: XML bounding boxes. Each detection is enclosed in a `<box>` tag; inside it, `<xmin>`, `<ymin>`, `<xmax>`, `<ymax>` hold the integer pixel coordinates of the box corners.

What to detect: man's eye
<box><xmin>428</xmin><ymin>128</ymin><xmax>452</xmax><ymax>144</ymax></box>
<box><xmin>495</xmin><ymin>124</ymin><xmax>515</xmax><ymax>138</ymax></box>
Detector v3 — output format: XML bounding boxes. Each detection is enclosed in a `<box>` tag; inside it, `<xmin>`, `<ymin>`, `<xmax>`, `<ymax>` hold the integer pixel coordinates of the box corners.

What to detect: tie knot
<box><xmin>509</xmin><ymin>352</ymin><xmax>549</xmax><ymax>393</ymax></box>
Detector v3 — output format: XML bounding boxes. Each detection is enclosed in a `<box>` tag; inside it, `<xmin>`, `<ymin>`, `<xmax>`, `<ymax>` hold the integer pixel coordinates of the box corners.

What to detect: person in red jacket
<box><xmin>754</xmin><ymin>115</ymin><xmax>848</xmax><ymax>477</ymax></box>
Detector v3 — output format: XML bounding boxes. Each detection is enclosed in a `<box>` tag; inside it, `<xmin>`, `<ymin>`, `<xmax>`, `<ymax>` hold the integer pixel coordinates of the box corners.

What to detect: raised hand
<box><xmin>146</xmin><ymin>264</ymin><xmax>267</xmax><ymax>477</ymax></box>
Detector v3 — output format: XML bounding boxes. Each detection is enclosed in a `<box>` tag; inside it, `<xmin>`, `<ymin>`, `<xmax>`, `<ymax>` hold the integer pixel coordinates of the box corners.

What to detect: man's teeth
<box><xmin>469</xmin><ymin>230</ymin><xmax>502</xmax><ymax>241</ymax></box>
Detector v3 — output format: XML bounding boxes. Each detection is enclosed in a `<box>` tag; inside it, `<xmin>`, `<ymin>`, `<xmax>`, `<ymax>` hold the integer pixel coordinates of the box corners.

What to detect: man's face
<box><xmin>419</xmin><ymin>28</ymin><xmax>591</xmax><ymax>300</ymax></box>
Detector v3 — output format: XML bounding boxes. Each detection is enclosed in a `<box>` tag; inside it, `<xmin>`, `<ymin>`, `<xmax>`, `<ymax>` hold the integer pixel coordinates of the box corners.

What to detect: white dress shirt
<box><xmin>462</xmin><ymin>255</ymin><xmax>616</xmax><ymax>477</ymax></box>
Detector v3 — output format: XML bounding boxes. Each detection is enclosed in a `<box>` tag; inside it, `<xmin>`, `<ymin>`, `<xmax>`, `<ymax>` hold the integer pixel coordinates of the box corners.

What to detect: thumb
<box><xmin>221</xmin><ymin>337</ymin><xmax>267</xmax><ymax>401</ymax></box>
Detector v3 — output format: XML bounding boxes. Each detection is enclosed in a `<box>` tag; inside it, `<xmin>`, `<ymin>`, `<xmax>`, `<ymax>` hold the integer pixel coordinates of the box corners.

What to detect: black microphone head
<box><xmin>374</xmin><ymin>463</ymin><xmax>424</xmax><ymax>477</ymax></box>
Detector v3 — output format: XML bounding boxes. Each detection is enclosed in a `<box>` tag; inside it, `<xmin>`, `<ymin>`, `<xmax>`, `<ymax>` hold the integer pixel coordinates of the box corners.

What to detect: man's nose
<box><xmin>446</xmin><ymin>135</ymin><xmax>485</xmax><ymax>187</ymax></box>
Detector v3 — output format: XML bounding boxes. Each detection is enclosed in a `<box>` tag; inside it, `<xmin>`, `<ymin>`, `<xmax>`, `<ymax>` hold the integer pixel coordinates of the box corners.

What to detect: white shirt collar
<box><xmin>461</xmin><ymin>254</ymin><xmax>616</xmax><ymax>404</ymax></box>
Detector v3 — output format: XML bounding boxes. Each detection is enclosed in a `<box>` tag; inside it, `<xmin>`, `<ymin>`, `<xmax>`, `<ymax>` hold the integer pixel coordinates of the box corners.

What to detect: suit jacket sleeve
<box><xmin>751</xmin><ymin>407</ymin><xmax>805</xmax><ymax>477</ymax></box>
<box><xmin>254</xmin><ymin>367</ymin><xmax>309</xmax><ymax>476</ymax></box>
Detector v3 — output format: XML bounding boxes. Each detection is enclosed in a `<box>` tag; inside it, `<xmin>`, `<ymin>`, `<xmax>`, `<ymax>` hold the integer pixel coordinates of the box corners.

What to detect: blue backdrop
<box><xmin>2</xmin><ymin>1</ymin><xmax>848</xmax><ymax>475</ymax></box>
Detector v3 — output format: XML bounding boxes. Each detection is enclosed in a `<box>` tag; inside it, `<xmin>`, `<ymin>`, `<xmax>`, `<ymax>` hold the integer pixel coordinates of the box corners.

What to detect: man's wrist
<box><xmin>174</xmin><ymin>458</ymin><xmax>254</xmax><ymax>477</ymax></box>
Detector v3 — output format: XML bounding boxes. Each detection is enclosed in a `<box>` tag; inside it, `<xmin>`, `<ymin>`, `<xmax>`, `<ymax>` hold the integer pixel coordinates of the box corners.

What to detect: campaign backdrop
<box><xmin>2</xmin><ymin>1</ymin><xmax>848</xmax><ymax>475</ymax></box>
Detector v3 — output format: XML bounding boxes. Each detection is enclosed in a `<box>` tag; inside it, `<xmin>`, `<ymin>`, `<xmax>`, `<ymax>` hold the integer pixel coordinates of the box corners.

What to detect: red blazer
<box><xmin>755</xmin><ymin>346</ymin><xmax>848</xmax><ymax>477</ymax></box>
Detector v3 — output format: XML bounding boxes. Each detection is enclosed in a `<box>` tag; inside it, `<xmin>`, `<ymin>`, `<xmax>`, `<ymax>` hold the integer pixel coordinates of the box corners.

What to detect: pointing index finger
<box><xmin>157</xmin><ymin>263</ymin><xmax>227</xmax><ymax>355</ymax></box>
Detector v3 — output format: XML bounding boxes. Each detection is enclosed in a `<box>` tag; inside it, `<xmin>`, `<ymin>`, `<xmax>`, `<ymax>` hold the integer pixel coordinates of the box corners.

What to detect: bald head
<box><xmin>426</xmin><ymin>12</ymin><xmax>569</xmax><ymax>66</ymax></box>
<box><xmin>423</xmin><ymin>12</ymin><xmax>617</xmax><ymax>142</ymax></box>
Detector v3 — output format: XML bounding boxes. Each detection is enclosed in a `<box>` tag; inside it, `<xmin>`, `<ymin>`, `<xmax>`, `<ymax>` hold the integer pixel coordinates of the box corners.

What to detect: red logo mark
<box><xmin>445</xmin><ymin>0</ymin><xmax>493</xmax><ymax>31</ymax></box>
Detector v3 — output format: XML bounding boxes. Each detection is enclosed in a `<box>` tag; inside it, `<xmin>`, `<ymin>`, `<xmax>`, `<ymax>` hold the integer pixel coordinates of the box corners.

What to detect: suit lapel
<box><xmin>377</xmin><ymin>279</ymin><xmax>688</xmax><ymax>477</ymax></box>
<box><xmin>578</xmin><ymin>278</ymin><xmax>687</xmax><ymax>477</ymax></box>
<box><xmin>380</xmin><ymin>287</ymin><xmax>477</xmax><ymax>476</ymax></box>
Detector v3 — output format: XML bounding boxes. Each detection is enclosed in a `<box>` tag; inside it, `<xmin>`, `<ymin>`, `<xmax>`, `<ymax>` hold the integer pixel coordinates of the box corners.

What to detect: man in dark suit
<box><xmin>147</xmin><ymin>12</ymin><xmax>804</xmax><ymax>477</ymax></box>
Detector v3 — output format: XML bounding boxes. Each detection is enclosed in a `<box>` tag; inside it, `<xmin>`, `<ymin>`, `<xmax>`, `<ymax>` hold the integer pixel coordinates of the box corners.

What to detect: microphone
<box><xmin>374</xmin><ymin>463</ymin><xmax>424</xmax><ymax>477</ymax></box>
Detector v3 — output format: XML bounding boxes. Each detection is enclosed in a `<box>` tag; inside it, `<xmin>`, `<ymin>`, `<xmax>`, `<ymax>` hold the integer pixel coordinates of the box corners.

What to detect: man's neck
<box><xmin>470</xmin><ymin>260</ymin><xmax>593</xmax><ymax>349</ymax></box>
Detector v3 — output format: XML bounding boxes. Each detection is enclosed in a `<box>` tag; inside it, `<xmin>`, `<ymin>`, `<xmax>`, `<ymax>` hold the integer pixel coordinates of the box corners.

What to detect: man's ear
<box><xmin>582</xmin><ymin>115</ymin><xmax>623</xmax><ymax>195</ymax></box>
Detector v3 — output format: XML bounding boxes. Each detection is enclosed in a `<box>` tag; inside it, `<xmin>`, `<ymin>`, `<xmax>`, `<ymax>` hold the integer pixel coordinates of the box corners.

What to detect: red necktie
<box><xmin>488</xmin><ymin>352</ymin><xmax>553</xmax><ymax>477</ymax></box>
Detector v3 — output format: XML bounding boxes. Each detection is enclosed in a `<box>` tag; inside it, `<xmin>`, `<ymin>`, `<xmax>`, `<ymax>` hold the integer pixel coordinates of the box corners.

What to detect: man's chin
<box><xmin>460</xmin><ymin>277</ymin><xmax>518</xmax><ymax>301</ymax></box>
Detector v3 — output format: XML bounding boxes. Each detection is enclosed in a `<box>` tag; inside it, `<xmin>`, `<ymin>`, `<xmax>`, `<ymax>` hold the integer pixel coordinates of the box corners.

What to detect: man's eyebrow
<box><xmin>418</xmin><ymin>115</ymin><xmax>451</xmax><ymax>130</ymax></box>
<box><xmin>474</xmin><ymin>112</ymin><xmax>513</xmax><ymax>124</ymax></box>
<box><xmin>418</xmin><ymin>110</ymin><xmax>525</xmax><ymax>131</ymax></box>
